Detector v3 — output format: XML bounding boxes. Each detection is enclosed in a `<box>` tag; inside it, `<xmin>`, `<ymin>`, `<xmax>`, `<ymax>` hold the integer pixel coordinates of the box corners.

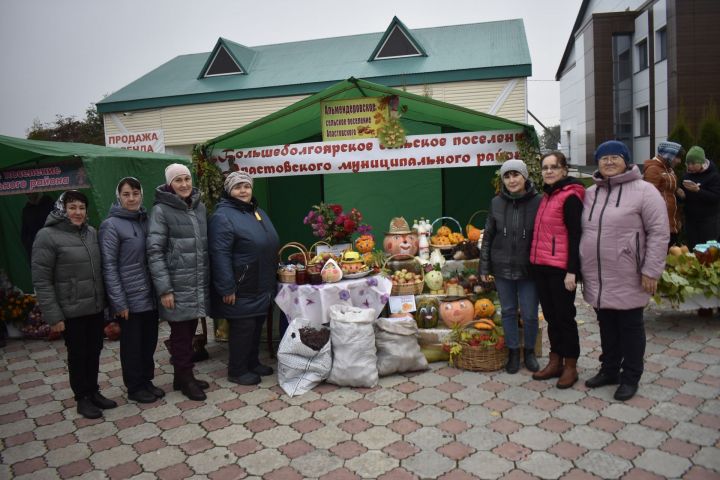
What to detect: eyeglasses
<box><xmin>541</xmin><ymin>165</ymin><xmax>563</xmax><ymax>172</ymax></box>
<box><xmin>599</xmin><ymin>155</ymin><xmax>624</xmax><ymax>164</ymax></box>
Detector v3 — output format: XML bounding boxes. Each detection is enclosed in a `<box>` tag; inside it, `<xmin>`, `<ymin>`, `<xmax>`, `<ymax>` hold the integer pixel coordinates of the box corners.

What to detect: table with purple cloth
<box><xmin>275</xmin><ymin>275</ymin><xmax>393</xmax><ymax>324</ymax></box>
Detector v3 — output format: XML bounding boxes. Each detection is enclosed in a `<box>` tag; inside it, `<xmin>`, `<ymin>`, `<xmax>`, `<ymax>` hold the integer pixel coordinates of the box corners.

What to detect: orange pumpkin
<box><xmin>355</xmin><ymin>235</ymin><xmax>375</xmax><ymax>254</ymax></box>
<box><xmin>474</xmin><ymin>298</ymin><xmax>495</xmax><ymax>318</ymax></box>
<box><xmin>437</xmin><ymin>226</ymin><xmax>452</xmax><ymax>237</ymax></box>
<box><xmin>439</xmin><ymin>297</ymin><xmax>474</xmax><ymax>328</ymax></box>
<box><xmin>467</xmin><ymin>226</ymin><xmax>482</xmax><ymax>243</ymax></box>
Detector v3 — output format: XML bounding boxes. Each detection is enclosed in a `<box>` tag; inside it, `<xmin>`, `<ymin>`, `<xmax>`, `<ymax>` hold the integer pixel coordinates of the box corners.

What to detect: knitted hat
<box><xmin>686</xmin><ymin>146</ymin><xmax>706</xmax><ymax>165</ymax></box>
<box><xmin>164</xmin><ymin>163</ymin><xmax>191</xmax><ymax>185</ymax></box>
<box><xmin>595</xmin><ymin>140</ymin><xmax>632</xmax><ymax>165</ymax></box>
<box><xmin>657</xmin><ymin>141</ymin><xmax>683</xmax><ymax>162</ymax></box>
<box><xmin>499</xmin><ymin>159</ymin><xmax>529</xmax><ymax>179</ymax></box>
<box><xmin>224</xmin><ymin>171</ymin><xmax>253</xmax><ymax>194</ymax></box>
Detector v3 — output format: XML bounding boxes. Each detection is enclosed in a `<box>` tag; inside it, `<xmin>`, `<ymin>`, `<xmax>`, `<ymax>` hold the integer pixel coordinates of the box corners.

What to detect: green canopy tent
<box><xmin>0</xmin><ymin>135</ymin><xmax>190</xmax><ymax>291</ymax></box>
<box><xmin>204</xmin><ymin>78</ymin><xmax>537</xmax><ymax>246</ymax></box>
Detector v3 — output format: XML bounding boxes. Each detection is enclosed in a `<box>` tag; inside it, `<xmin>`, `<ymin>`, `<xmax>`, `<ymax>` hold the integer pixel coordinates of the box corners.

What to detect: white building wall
<box><xmin>633</xmin><ymin>10</ymin><xmax>652</xmax><ymax>161</ymax></box>
<box><xmin>559</xmin><ymin>39</ymin><xmax>588</xmax><ymax>165</ymax></box>
<box><xmin>653</xmin><ymin>0</ymin><xmax>669</xmax><ymax>147</ymax></box>
<box><xmin>103</xmin><ymin>79</ymin><xmax>528</xmax><ymax>151</ymax></box>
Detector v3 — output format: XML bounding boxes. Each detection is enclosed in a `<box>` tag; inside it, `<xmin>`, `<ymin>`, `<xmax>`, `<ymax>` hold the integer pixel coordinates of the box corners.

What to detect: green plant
<box><xmin>445</xmin><ymin>322</ymin><xmax>505</xmax><ymax>366</ymax></box>
<box><xmin>654</xmin><ymin>254</ymin><xmax>720</xmax><ymax>305</ymax></box>
<box><xmin>193</xmin><ymin>145</ymin><xmax>224</xmax><ymax>214</ymax></box>
<box><xmin>697</xmin><ymin>99</ymin><xmax>720</xmax><ymax>169</ymax></box>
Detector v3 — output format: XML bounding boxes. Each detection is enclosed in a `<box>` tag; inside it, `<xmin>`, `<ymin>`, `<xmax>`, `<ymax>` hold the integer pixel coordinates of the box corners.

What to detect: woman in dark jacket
<box><xmin>100</xmin><ymin>177</ymin><xmax>162</xmax><ymax>404</ymax></box>
<box><xmin>678</xmin><ymin>146</ymin><xmax>720</xmax><ymax>248</ymax></box>
<box><xmin>209</xmin><ymin>171</ymin><xmax>280</xmax><ymax>385</ymax></box>
<box><xmin>479</xmin><ymin>160</ymin><xmax>542</xmax><ymax>373</ymax></box>
<box><xmin>530</xmin><ymin>151</ymin><xmax>585</xmax><ymax>389</ymax></box>
<box><xmin>147</xmin><ymin>164</ymin><xmax>210</xmax><ymax>401</ymax></box>
<box><xmin>32</xmin><ymin>190</ymin><xmax>117</xmax><ymax>419</ymax></box>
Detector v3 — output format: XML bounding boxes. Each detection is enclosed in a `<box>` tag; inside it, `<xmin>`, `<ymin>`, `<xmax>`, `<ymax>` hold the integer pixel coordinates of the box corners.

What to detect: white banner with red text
<box><xmin>105</xmin><ymin>130</ymin><xmax>165</xmax><ymax>153</ymax></box>
<box><xmin>208</xmin><ymin>129</ymin><xmax>525</xmax><ymax>177</ymax></box>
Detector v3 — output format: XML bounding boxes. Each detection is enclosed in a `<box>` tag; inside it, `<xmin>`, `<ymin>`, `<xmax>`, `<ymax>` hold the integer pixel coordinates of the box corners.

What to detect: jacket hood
<box><xmin>543</xmin><ymin>175</ymin><xmax>585</xmax><ymax>195</ymax></box>
<box><xmin>108</xmin><ymin>202</ymin><xmax>147</xmax><ymax>221</ymax></box>
<box><xmin>217</xmin><ymin>192</ymin><xmax>258</xmax><ymax>212</ymax></box>
<box><xmin>500</xmin><ymin>180</ymin><xmax>538</xmax><ymax>202</ymax></box>
<box><xmin>592</xmin><ymin>164</ymin><xmax>642</xmax><ymax>186</ymax></box>
<box><xmin>43</xmin><ymin>209</ymin><xmax>87</xmax><ymax>232</ymax></box>
<box><xmin>154</xmin><ymin>185</ymin><xmax>202</xmax><ymax>210</ymax></box>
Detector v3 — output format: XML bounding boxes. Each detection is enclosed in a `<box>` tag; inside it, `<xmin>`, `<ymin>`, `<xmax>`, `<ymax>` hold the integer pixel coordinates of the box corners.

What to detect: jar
<box><xmin>295</xmin><ymin>267</ymin><xmax>308</xmax><ymax>285</ymax></box>
<box><xmin>309</xmin><ymin>271</ymin><xmax>323</xmax><ymax>285</ymax></box>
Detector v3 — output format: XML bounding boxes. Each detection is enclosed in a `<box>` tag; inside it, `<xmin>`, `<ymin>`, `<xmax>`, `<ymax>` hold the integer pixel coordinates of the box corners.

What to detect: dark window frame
<box><xmin>636</xmin><ymin>106</ymin><xmax>650</xmax><ymax>138</ymax></box>
<box><xmin>374</xmin><ymin>25</ymin><xmax>423</xmax><ymax>60</ymax></box>
<box><xmin>636</xmin><ymin>38</ymin><xmax>649</xmax><ymax>72</ymax></box>
<box><xmin>655</xmin><ymin>27</ymin><xmax>667</xmax><ymax>62</ymax></box>
<box><xmin>204</xmin><ymin>46</ymin><xmax>243</xmax><ymax>77</ymax></box>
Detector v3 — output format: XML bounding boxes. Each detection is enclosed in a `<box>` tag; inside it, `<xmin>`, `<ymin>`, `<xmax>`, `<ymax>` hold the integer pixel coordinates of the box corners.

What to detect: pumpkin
<box><xmin>467</xmin><ymin>226</ymin><xmax>482</xmax><ymax>243</ymax></box>
<box><xmin>355</xmin><ymin>235</ymin><xmax>375</xmax><ymax>254</ymax></box>
<box><xmin>437</xmin><ymin>225</ymin><xmax>452</xmax><ymax>237</ymax></box>
<box><xmin>383</xmin><ymin>232</ymin><xmax>419</xmax><ymax>256</ymax></box>
<box><xmin>424</xmin><ymin>270</ymin><xmax>444</xmax><ymax>291</ymax></box>
<box><xmin>474</xmin><ymin>298</ymin><xmax>495</xmax><ymax>318</ymax></box>
<box><xmin>414</xmin><ymin>297</ymin><xmax>440</xmax><ymax>329</ymax></box>
<box><xmin>439</xmin><ymin>297</ymin><xmax>474</xmax><ymax>328</ymax></box>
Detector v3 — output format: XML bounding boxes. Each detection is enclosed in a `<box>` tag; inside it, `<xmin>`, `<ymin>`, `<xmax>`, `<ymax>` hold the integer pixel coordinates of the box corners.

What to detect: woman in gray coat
<box><xmin>100</xmin><ymin>177</ymin><xmax>162</xmax><ymax>404</ymax></box>
<box><xmin>147</xmin><ymin>164</ymin><xmax>210</xmax><ymax>401</ymax></box>
<box><xmin>32</xmin><ymin>190</ymin><xmax>117</xmax><ymax>419</ymax></box>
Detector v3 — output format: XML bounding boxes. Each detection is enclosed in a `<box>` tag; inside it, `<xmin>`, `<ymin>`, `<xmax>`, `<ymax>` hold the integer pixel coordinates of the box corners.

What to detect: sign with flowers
<box><xmin>303</xmin><ymin>203</ymin><xmax>371</xmax><ymax>245</ymax></box>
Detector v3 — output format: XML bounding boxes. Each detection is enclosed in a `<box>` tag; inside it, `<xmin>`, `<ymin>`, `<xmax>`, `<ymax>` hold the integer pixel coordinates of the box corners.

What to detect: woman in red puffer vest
<box><xmin>530</xmin><ymin>151</ymin><xmax>585</xmax><ymax>389</ymax></box>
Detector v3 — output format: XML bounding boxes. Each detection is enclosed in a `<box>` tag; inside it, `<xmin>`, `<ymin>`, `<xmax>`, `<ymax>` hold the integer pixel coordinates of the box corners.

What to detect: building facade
<box><xmin>98</xmin><ymin>18</ymin><xmax>532</xmax><ymax>156</ymax></box>
<box><xmin>556</xmin><ymin>0</ymin><xmax>720</xmax><ymax>165</ymax></box>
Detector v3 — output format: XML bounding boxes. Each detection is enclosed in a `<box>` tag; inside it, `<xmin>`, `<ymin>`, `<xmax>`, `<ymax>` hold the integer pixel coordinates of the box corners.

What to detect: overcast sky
<box><xmin>0</xmin><ymin>0</ymin><xmax>582</xmax><ymax>139</ymax></box>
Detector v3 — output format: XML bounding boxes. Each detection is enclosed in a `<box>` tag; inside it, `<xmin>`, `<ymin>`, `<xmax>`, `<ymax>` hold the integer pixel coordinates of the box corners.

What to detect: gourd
<box><xmin>474</xmin><ymin>298</ymin><xmax>495</xmax><ymax>318</ymax></box>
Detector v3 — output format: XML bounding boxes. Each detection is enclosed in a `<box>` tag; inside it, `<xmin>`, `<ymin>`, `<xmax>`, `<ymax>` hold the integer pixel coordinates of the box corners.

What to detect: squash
<box><xmin>467</xmin><ymin>226</ymin><xmax>482</xmax><ymax>243</ymax></box>
<box><xmin>355</xmin><ymin>235</ymin><xmax>375</xmax><ymax>254</ymax></box>
<box><xmin>439</xmin><ymin>297</ymin><xmax>474</xmax><ymax>328</ymax></box>
<box><xmin>474</xmin><ymin>318</ymin><xmax>496</xmax><ymax>329</ymax></box>
<box><xmin>473</xmin><ymin>322</ymin><xmax>493</xmax><ymax>331</ymax></box>
<box><xmin>474</xmin><ymin>298</ymin><xmax>495</xmax><ymax>318</ymax></box>
<box><xmin>437</xmin><ymin>225</ymin><xmax>452</xmax><ymax>237</ymax></box>
<box><xmin>414</xmin><ymin>297</ymin><xmax>440</xmax><ymax>329</ymax></box>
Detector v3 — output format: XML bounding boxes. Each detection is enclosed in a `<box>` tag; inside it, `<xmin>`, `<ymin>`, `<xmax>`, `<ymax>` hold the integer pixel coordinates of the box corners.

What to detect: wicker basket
<box><xmin>384</xmin><ymin>254</ymin><xmax>425</xmax><ymax>295</ymax></box>
<box><xmin>430</xmin><ymin>216</ymin><xmax>463</xmax><ymax>249</ymax></box>
<box><xmin>278</xmin><ymin>242</ymin><xmax>309</xmax><ymax>283</ymax></box>
<box><xmin>466</xmin><ymin>210</ymin><xmax>488</xmax><ymax>236</ymax></box>
<box><xmin>454</xmin><ymin>343</ymin><xmax>508</xmax><ymax>372</ymax></box>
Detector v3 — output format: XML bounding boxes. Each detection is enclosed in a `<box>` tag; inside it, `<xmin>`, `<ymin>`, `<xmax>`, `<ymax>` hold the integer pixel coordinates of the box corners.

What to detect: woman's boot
<box><xmin>175</xmin><ymin>370</ymin><xmax>206</xmax><ymax>401</ymax></box>
<box><xmin>532</xmin><ymin>352</ymin><xmax>563</xmax><ymax>380</ymax></box>
<box><xmin>524</xmin><ymin>348</ymin><xmax>540</xmax><ymax>372</ymax></box>
<box><xmin>506</xmin><ymin>349</ymin><xmax>520</xmax><ymax>374</ymax></box>
<box><xmin>557</xmin><ymin>358</ymin><xmax>578</xmax><ymax>389</ymax></box>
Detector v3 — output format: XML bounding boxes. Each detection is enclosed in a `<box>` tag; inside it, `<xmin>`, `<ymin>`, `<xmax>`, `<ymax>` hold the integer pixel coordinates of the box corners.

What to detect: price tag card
<box><xmin>388</xmin><ymin>295</ymin><xmax>417</xmax><ymax>314</ymax></box>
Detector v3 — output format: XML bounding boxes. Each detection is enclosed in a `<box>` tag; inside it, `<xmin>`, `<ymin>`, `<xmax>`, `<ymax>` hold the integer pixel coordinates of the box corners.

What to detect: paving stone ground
<box><xmin>1</xmin><ymin>300</ymin><xmax>719</xmax><ymax>479</ymax></box>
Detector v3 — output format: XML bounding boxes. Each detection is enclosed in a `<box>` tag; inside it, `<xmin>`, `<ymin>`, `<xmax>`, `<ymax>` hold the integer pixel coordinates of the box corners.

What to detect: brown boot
<box><xmin>557</xmin><ymin>358</ymin><xmax>578</xmax><ymax>389</ymax></box>
<box><xmin>532</xmin><ymin>352</ymin><xmax>563</xmax><ymax>380</ymax></box>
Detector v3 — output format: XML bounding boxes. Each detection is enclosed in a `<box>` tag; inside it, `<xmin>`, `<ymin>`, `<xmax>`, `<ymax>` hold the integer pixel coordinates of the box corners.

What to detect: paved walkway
<box><xmin>1</xmin><ymin>301</ymin><xmax>719</xmax><ymax>479</ymax></box>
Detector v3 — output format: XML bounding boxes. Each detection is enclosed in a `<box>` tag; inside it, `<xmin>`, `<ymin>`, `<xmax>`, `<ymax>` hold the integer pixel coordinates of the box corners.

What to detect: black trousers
<box><xmin>596</xmin><ymin>307</ymin><xmax>645</xmax><ymax>385</ymax></box>
<box><xmin>63</xmin><ymin>312</ymin><xmax>105</xmax><ymax>400</ymax></box>
<box><xmin>120</xmin><ymin>310</ymin><xmax>159</xmax><ymax>394</ymax></box>
<box><xmin>169</xmin><ymin>318</ymin><xmax>198</xmax><ymax>374</ymax></box>
<box><xmin>532</xmin><ymin>266</ymin><xmax>580</xmax><ymax>359</ymax></box>
<box><xmin>227</xmin><ymin>315</ymin><xmax>264</xmax><ymax>377</ymax></box>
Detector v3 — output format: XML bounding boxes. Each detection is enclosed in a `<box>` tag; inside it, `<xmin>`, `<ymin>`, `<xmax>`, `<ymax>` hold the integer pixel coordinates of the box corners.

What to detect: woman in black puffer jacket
<box><xmin>32</xmin><ymin>190</ymin><xmax>117</xmax><ymax>419</ymax></box>
<box><xmin>209</xmin><ymin>171</ymin><xmax>279</xmax><ymax>385</ymax></box>
<box><xmin>100</xmin><ymin>177</ymin><xmax>162</xmax><ymax>404</ymax></box>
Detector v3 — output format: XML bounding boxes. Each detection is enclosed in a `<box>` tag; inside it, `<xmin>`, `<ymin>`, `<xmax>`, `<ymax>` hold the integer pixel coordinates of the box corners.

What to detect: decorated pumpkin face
<box><xmin>321</xmin><ymin>259</ymin><xmax>343</xmax><ymax>283</ymax></box>
<box><xmin>474</xmin><ymin>298</ymin><xmax>496</xmax><ymax>318</ymax></box>
<box><xmin>424</xmin><ymin>270</ymin><xmax>444</xmax><ymax>291</ymax></box>
<box><xmin>383</xmin><ymin>233</ymin><xmax>419</xmax><ymax>256</ymax></box>
<box><xmin>355</xmin><ymin>235</ymin><xmax>375</xmax><ymax>254</ymax></box>
<box><xmin>414</xmin><ymin>297</ymin><xmax>439</xmax><ymax>329</ymax></box>
<box><xmin>440</xmin><ymin>297</ymin><xmax>474</xmax><ymax>328</ymax></box>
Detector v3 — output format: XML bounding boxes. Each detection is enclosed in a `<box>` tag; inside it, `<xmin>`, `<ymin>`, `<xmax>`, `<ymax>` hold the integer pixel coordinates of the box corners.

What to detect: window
<box><xmin>374</xmin><ymin>25</ymin><xmax>422</xmax><ymax>59</ymax></box>
<box><xmin>204</xmin><ymin>46</ymin><xmax>243</xmax><ymax>77</ymax></box>
<box><xmin>637</xmin><ymin>106</ymin><xmax>649</xmax><ymax>137</ymax></box>
<box><xmin>636</xmin><ymin>39</ymin><xmax>648</xmax><ymax>71</ymax></box>
<box><xmin>656</xmin><ymin>27</ymin><xmax>667</xmax><ymax>61</ymax></box>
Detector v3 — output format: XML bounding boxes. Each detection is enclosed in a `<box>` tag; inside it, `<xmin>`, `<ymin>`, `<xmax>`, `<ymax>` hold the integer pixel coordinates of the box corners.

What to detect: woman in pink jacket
<box><xmin>580</xmin><ymin>140</ymin><xmax>669</xmax><ymax>401</ymax></box>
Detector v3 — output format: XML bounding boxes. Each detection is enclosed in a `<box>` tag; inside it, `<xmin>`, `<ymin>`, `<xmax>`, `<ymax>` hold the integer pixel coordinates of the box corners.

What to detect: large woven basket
<box><xmin>384</xmin><ymin>254</ymin><xmax>424</xmax><ymax>295</ymax></box>
<box><xmin>454</xmin><ymin>343</ymin><xmax>508</xmax><ymax>372</ymax></box>
<box><xmin>277</xmin><ymin>242</ymin><xmax>308</xmax><ymax>283</ymax></box>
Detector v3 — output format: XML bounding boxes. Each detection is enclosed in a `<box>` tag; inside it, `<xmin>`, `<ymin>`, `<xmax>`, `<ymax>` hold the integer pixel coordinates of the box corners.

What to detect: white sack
<box><xmin>327</xmin><ymin>305</ymin><xmax>378</xmax><ymax>387</ymax></box>
<box><xmin>375</xmin><ymin>316</ymin><xmax>429</xmax><ymax>376</ymax></box>
<box><xmin>277</xmin><ymin>318</ymin><xmax>332</xmax><ymax>397</ymax></box>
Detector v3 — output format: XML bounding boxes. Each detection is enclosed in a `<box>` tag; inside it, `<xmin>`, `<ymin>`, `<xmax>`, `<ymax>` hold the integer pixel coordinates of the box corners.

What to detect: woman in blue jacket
<box><xmin>99</xmin><ymin>177</ymin><xmax>162</xmax><ymax>404</ymax></box>
<box><xmin>209</xmin><ymin>171</ymin><xmax>280</xmax><ymax>385</ymax></box>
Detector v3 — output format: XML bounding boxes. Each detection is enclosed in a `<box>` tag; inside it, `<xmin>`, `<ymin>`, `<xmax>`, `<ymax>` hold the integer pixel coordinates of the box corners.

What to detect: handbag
<box><xmin>163</xmin><ymin>317</ymin><xmax>210</xmax><ymax>362</ymax></box>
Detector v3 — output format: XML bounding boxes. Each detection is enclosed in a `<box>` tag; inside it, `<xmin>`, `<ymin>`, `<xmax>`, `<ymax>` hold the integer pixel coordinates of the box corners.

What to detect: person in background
<box><xmin>209</xmin><ymin>171</ymin><xmax>279</xmax><ymax>385</ymax></box>
<box><xmin>581</xmin><ymin>140</ymin><xmax>669</xmax><ymax>401</ymax></box>
<box><xmin>677</xmin><ymin>146</ymin><xmax>720</xmax><ymax>248</ymax></box>
<box><xmin>479</xmin><ymin>160</ymin><xmax>542</xmax><ymax>373</ymax></box>
<box><xmin>643</xmin><ymin>141</ymin><xmax>683</xmax><ymax>246</ymax></box>
<box><xmin>530</xmin><ymin>151</ymin><xmax>585</xmax><ymax>389</ymax></box>
<box><xmin>32</xmin><ymin>190</ymin><xmax>117</xmax><ymax>419</ymax></box>
<box><xmin>21</xmin><ymin>192</ymin><xmax>54</xmax><ymax>262</ymax></box>
<box><xmin>147</xmin><ymin>164</ymin><xmax>210</xmax><ymax>401</ymax></box>
<box><xmin>99</xmin><ymin>177</ymin><xmax>162</xmax><ymax>404</ymax></box>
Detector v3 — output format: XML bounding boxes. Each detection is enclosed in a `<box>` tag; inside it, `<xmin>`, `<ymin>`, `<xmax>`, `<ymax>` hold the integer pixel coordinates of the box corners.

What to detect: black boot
<box><xmin>585</xmin><ymin>371</ymin><xmax>620</xmax><ymax>388</ymax></box>
<box><xmin>77</xmin><ymin>397</ymin><xmax>102</xmax><ymax>419</ymax></box>
<box><xmin>89</xmin><ymin>392</ymin><xmax>117</xmax><ymax>410</ymax></box>
<box><xmin>228</xmin><ymin>372</ymin><xmax>261</xmax><ymax>385</ymax></box>
<box><xmin>524</xmin><ymin>348</ymin><xmax>539</xmax><ymax>372</ymax></box>
<box><xmin>174</xmin><ymin>371</ymin><xmax>206</xmax><ymax>401</ymax></box>
<box><xmin>506</xmin><ymin>349</ymin><xmax>520</xmax><ymax>374</ymax></box>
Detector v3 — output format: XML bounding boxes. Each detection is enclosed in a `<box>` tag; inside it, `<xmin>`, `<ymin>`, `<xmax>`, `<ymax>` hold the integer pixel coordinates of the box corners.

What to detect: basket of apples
<box><xmin>384</xmin><ymin>254</ymin><xmax>425</xmax><ymax>295</ymax></box>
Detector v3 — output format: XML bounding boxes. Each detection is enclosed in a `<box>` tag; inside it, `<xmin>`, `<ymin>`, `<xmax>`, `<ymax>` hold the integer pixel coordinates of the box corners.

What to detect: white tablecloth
<box><xmin>275</xmin><ymin>275</ymin><xmax>393</xmax><ymax>324</ymax></box>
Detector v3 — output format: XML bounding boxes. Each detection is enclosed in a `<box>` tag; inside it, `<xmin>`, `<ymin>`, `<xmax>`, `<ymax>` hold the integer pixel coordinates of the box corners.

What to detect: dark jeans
<box><xmin>63</xmin><ymin>312</ymin><xmax>105</xmax><ymax>400</ymax></box>
<box><xmin>494</xmin><ymin>277</ymin><xmax>539</xmax><ymax>350</ymax></box>
<box><xmin>596</xmin><ymin>307</ymin><xmax>645</xmax><ymax>385</ymax></box>
<box><xmin>532</xmin><ymin>265</ymin><xmax>580</xmax><ymax>359</ymax></box>
<box><xmin>169</xmin><ymin>318</ymin><xmax>198</xmax><ymax>374</ymax></box>
<box><xmin>120</xmin><ymin>310</ymin><xmax>159</xmax><ymax>393</ymax></box>
<box><xmin>227</xmin><ymin>315</ymin><xmax>265</xmax><ymax>377</ymax></box>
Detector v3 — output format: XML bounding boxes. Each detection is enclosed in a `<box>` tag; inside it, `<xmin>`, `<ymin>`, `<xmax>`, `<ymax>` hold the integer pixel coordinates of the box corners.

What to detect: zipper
<box><xmin>532</xmin><ymin>199</ymin><xmax>549</xmax><ymax>261</ymax></box>
<box><xmin>510</xmin><ymin>202</ymin><xmax>518</xmax><ymax>272</ymax></box>
<box><xmin>635</xmin><ymin>232</ymin><xmax>641</xmax><ymax>274</ymax></box>
<box><xmin>551</xmin><ymin>236</ymin><xmax>556</xmax><ymax>256</ymax></box>
<box><xmin>79</xmin><ymin>228</ymin><xmax>101</xmax><ymax>310</ymax></box>
<box><xmin>595</xmin><ymin>183</ymin><xmax>612</xmax><ymax>307</ymax></box>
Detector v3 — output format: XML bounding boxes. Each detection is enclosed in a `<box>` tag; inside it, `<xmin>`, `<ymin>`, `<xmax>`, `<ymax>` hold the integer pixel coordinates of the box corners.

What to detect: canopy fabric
<box><xmin>204</xmin><ymin>78</ymin><xmax>537</xmax><ymax>151</ymax></box>
<box><xmin>0</xmin><ymin>135</ymin><xmax>190</xmax><ymax>291</ymax></box>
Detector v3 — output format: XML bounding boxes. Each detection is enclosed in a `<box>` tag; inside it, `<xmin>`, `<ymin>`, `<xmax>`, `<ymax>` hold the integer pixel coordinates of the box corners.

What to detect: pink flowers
<box><xmin>303</xmin><ymin>203</ymin><xmax>370</xmax><ymax>244</ymax></box>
